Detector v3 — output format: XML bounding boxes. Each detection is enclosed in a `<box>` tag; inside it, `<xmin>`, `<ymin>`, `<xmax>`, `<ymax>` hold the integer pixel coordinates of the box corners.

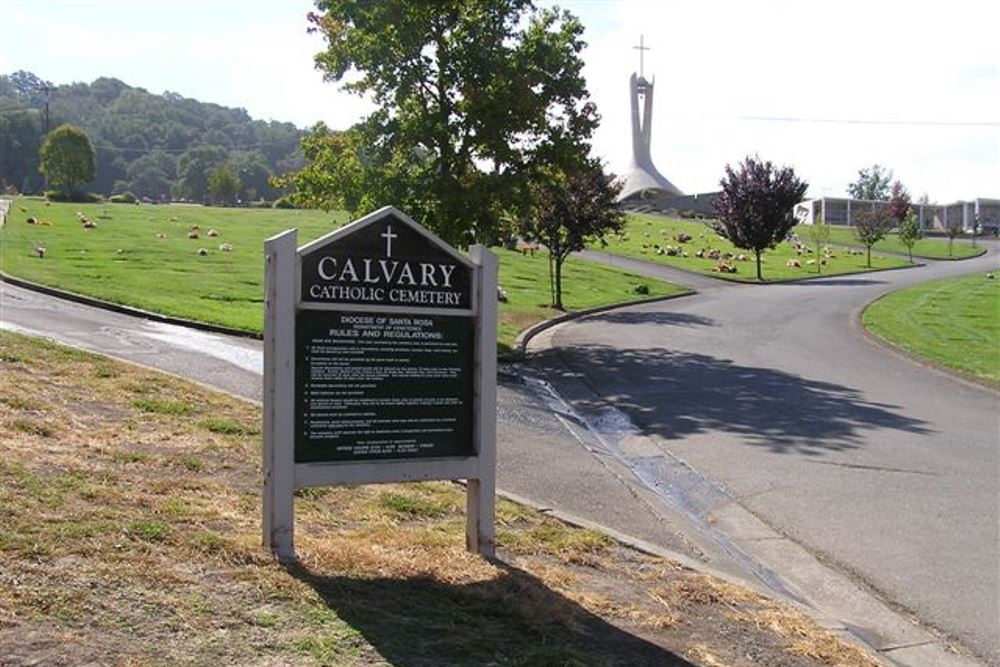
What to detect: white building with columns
<box><xmin>793</xmin><ymin>197</ymin><xmax>1000</xmax><ymax>234</ymax></box>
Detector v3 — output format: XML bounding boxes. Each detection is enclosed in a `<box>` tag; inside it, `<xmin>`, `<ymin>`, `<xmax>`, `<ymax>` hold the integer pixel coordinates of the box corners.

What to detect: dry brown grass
<box><xmin>0</xmin><ymin>331</ymin><xmax>882</xmax><ymax>667</ymax></box>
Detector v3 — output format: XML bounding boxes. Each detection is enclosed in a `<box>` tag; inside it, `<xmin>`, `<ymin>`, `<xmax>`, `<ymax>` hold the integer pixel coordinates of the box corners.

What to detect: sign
<box><xmin>262</xmin><ymin>206</ymin><xmax>497</xmax><ymax>562</ymax></box>
<box><xmin>300</xmin><ymin>218</ymin><xmax>473</xmax><ymax>309</ymax></box>
<box><xmin>294</xmin><ymin>310</ymin><xmax>474</xmax><ymax>463</ymax></box>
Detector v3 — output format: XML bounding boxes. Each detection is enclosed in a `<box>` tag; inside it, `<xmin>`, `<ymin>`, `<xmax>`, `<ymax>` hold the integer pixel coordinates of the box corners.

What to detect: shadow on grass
<box><xmin>539</xmin><ymin>345</ymin><xmax>932</xmax><ymax>456</ymax></box>
<box><xmin>287</xmin><ymin>560</ymin><xmax>694</xmax><ymax>667</ymax></box>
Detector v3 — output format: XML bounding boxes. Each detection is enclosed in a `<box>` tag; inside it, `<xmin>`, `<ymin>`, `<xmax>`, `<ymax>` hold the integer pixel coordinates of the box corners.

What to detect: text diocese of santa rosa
<box><xmin>308</xmin><ymin>256</ymin><xmax>463</xmax><ymax>307</ymax></box>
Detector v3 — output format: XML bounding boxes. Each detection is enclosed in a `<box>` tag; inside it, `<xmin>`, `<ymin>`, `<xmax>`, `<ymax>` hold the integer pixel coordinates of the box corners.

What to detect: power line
<box><xmin>666</xmin><ymin>112</ymin><xmax>1000</xmax><ymax>128</ymax></box>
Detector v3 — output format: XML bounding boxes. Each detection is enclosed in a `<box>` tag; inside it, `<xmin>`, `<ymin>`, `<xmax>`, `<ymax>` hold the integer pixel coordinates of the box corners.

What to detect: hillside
<box><xmin>0</xmin><ymin>70</ymin><xmax>304</xmax><ymax>201</ymax></box>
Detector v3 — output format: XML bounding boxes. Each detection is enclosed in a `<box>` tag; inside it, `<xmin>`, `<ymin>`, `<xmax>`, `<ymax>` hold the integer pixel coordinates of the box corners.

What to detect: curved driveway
<box><xmin>543</xmin><ymin>245</ymin><xmax>999</xmax><ymax>664</ymax></box>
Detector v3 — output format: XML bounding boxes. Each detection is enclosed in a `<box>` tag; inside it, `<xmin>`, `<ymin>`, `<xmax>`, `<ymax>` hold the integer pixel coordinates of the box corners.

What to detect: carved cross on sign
<box><xmin>381</xmin><ymin>225</ymin><xmax>397</xmax><ymax>258</ymax></box>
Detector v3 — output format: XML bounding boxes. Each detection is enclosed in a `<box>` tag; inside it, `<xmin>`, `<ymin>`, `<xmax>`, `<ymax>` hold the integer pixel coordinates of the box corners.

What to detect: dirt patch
<box><xmin>0</xmin><ymin>331</ymin><xmax>880</xmax><ymax>666</ymax></box>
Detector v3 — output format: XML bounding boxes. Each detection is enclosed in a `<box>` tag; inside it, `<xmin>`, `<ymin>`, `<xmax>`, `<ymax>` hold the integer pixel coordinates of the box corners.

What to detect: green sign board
<box><xmin>294</xmin><ymin>310</ymin><xmax>474</xmax><ymax>463</ymax></box>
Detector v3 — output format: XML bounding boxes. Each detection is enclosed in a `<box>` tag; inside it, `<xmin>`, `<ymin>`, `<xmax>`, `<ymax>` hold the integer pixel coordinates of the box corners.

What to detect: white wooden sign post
<box><xmin>262</xmin><ymin>206</ymin><xmax>497</xmax><ymax>561</ymax></box>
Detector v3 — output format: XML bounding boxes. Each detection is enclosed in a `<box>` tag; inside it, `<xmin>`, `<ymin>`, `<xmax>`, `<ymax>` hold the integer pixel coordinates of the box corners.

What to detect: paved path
<box><xmin>541</xmin><ymin>243</ymin><xmax>999</xmax><ymax>665</ymax></box>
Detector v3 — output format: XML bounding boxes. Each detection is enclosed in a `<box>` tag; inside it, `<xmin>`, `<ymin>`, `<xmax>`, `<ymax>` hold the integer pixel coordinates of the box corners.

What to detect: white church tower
<box><xmin>618</xmin><ymin>36</ymin><xmax>683</xmax><ymax>202</ymax></box>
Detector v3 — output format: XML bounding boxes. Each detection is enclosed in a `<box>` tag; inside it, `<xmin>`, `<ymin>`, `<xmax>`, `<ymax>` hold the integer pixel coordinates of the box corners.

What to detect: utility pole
<box><xmin>39</xmin><ymin>83</ymin><xmax>54</xmax><ymax>135</ymax></box>
<box><xmin>39</xmin><ymin>83</ymin><xmax>54</xmax><ymax>190</ymax></box>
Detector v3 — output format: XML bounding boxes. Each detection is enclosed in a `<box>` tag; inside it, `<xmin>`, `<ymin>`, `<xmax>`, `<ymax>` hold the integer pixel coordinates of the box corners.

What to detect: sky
<box><xmin>2</xmin><ymin>0</ymin><xmax>998</xmax><ymax>202</ymax></box>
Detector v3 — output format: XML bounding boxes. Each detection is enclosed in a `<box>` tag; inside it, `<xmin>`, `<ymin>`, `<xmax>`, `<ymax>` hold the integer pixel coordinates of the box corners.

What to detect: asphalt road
<box><xmin>540</xmin><ymin>244</ymin><xmax>1000</xmax><ymax>664</ymax></box>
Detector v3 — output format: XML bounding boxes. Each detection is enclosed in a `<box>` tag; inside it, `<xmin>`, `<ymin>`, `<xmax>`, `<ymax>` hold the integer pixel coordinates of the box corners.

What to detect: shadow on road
<box><xmin>286</xmin><ymin>560</ymin><xmax>695</xmax><ymax>666</ymax></box>
<box><xmin>584</xmin><ymin>310</ymin><xmax>717</xmax><ymax>327</ymax></box>
<box><xmin>541</xmin><ymin>345</ymin><xmax>932</xmax><ymax>456</ymax></box>
<box><xmin>775</xmin><ymin>278</ymin><xmax>888</xmax><ymax>287</ymax></box>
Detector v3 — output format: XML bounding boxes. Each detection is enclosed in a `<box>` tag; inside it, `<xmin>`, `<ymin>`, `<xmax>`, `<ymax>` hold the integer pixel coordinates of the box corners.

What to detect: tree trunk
<box><xmin>866</xmin><ymin>245</ymin><xmax>872</xmax><ymax>268</ymax></box>
<box><xmin>755</xmin><ymin>250</ymin><xmax>763</xmax><ymax>281</ymax></box>
<box><xmin>549</xmin><ymin>250</ymin><xmax>556</xmax><ymax>308</ymax></box>
<box><xmin>908</xmin><ymin>247</ymin><xmax>913</xmax><ymax>264</ymax></box>
<box><xmin>554</xmin><ymin>254</ymin><xmax>565</xmax><ymax>311</ymax></box>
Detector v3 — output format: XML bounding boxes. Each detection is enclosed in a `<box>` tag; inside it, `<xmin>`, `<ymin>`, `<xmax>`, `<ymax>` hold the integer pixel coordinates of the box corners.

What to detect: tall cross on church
<box><xmin>633</xmin><ymin>34</ymin><xmax>650</xmax><ymax>78</ymax></box>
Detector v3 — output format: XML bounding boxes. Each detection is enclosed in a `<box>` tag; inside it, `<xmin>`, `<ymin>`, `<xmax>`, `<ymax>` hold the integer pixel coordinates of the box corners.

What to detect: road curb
<box><xmin>512</xmin><ymin>289</ymin><xmax>696</xmax><ymax>358</ymax></box>
<box><xmin>0</xmin><ymin>271</ymin><xmax>262</xmax><ymax>340</ymax></box>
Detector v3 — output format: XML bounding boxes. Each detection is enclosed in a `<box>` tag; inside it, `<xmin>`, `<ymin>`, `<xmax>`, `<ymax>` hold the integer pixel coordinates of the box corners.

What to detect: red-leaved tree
<box><xmin>886</xmin><ymin>180</ymin><xmax>911</xmax><ymax>226</ymax></box>
<box><xmin>713</xmin><ymin>156</ymin><xmax>808</xmax><ymax>281</ymax></box>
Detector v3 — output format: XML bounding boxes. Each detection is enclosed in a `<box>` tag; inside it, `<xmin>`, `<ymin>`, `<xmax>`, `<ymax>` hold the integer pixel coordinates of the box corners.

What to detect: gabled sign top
<box><xmin>299</xmin><ymin>207</ymin><xmax>474</xmax><ymax>311</ymax></box>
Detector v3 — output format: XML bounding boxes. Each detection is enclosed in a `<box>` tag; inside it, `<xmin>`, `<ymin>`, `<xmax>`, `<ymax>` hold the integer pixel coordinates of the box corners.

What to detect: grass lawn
<box><xmin>0</xmin><ymin>199</ymin><xmax>683</xmax><ymax>351</ymax></box>
<box><xmin>599</xmin><ymin>213</ymin><xmax>909</xmax><ymax>281</ymax></box>
<box><xmin>796</xmin><ymin>224</ymin><xmax>985</xmax><ymax>261</ymax></box>
<box><xmin>0</xmin><ymin>332</ymin><xmax>879</xmax><ymax>666</ymax></box>
<box><xmin>496</xmin><ymin>247</ymin><xmax>685</xmax><ymax>347</ymax></box>
<box><xmin>863</xmin><ymin>273</ymin><xmax>1000</xmax><ymax>384</ymax></box>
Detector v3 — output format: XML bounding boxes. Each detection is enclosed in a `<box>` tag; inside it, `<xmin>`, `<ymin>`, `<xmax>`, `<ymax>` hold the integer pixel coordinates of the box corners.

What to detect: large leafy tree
<box><xmin>713</xmin><ymin>156</ymin><xmax>808</xmax><ymax>281</ymax></box>
<box><xmin>289</xmin><ymin>0</ymin><xmax>597</xmax><ymax>246</ymax></box>
<box><xmin>847</xmin><ymin>164</ymin><xmax>893</xmax><ymax>201</ymax></box>
<box><xmin>521</xmin><ymin>160</ymin><xmax>624</xmax><ymax>309</ymax></box>
<box><xmin>207</xmin><ymin>165</ymin><xmax>240</xmax><ymax>206</ymax></box>
<box><xmin>178</xmin><ymin>145</ymin><xmax>227</xmax><ymax>202</ymax></box>
<box><xmin>39</xmin><ymin>123</ymin><xmax>96</xmax><ymax>193</ymax></box>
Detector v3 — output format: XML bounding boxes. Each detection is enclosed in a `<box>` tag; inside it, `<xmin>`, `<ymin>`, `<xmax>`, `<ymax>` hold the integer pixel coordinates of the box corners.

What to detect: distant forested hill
<box><xmin>0</xmin><ymin>70</ymin><xmax>304</xmax><ymax>201</ymax></box>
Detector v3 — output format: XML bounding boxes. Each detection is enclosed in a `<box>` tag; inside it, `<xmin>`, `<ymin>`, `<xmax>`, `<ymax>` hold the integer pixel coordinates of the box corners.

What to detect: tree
<box><xmin>897</xmin><ymin>210</ymin><xmax>922</xmax><ymax>264</ymax></box>
<box><xmin>847</xmin><ymin>164</ymin><xmax>893</xmax><ymax>201</ymax></box>
<box><xmin>944</xmin><ymin>217</ymin><xmax>963</xmax><ymax>257</ymax></box>
<box><xmin>39</xmin><ymin>123</ymin><xmax>96</xmax><ymax>194</ymax></box>
<box><xmin>804</xmin><ymin>213</ymin><xmax>830</xmax><ymax>274</ymax></box>
<box><xmin>853</xmin><ymin>206</ymin><xmax>892</xmax><ymax>268</ymax></box>
<box><xmin>289</xmin><ymin>0</ymin><xmax>597</xmax><ymax>247</ymax></box>
<box><xmin>885</xmin><ymin>180</ymin><xmax>910</xmax><ymax>226</ymax></box>
<box><xmin>712</xmin><ymin>156</ymin><xmax>808</xmax><ymax>281</ymax></box>
<box><xmin>207</xmin><ymin>165</ymin><xmax>240</xmax><ymax>206</ymax></box>
<box><xmin>520</xmin><ymin>160</ymin><xmax>624</xmax><ymax>309</ymax></box>
<box><xmin>178</xmin><ymin>145</ymin><xmax>227</xmax><ymax>202</ymax></box>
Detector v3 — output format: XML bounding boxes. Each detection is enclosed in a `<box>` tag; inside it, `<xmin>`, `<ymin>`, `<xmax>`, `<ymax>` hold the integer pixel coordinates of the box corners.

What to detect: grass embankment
<box><xmin>0</xmin><ymin>199</ymin><xmax>682</xmax><ymax>351</ymax></box>
<box><xmin>863</xmin><ymin>273</ymin><xmax>1000</xmax><ymax>384</ymax></box>
<box><xmin>599</xmin><ymin>214</ymin><xmax>909</xmax><ymax>281</ymax></box>
<box><xmin>0</xmin><ymin>331</ymin><xmax>879</xmax><ymax>666</ymax></box>
<box><xmin>796</xmin><ymin>225</ymin><xmax>985</xmax><ymax>261</ymax></box>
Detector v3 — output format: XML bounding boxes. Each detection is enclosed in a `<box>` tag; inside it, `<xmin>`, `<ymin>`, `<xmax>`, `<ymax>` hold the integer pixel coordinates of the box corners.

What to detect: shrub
<box><xmin>273</xmin><ymin>196</ymin><xmax>296</xmax><ymax>209</ymax></box>
<box><xmin>45</xmin><ymin>190</ymin><xmax>102</xmax><ymax>203</ymax></box>
<box><xmin>109</xmin><ymin>192</ymin><xmax>137</xmax><ymax>204</ymax></box>
<box><xmin>633</xmin><ymin>283</ymin><xmax>650</xmax><ymax>295</ymax></box>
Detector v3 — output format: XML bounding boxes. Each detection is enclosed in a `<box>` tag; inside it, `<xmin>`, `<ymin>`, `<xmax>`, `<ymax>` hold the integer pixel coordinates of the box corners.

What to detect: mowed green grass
<box><xmin>796</xmin><ymin>225</ymin><xmax>985</xmax><ymax>261</ymax></box>
<box><xmin>863</xmin><ymin>273</ymin><xmax>1000</xmax><ymax>384</ymax></box>
<box><xmin>1</xmin><ymin>199</ymin><xmax>347</xmax><ymax>331</ymax></box>
<box><xmin>496</xmin><ymin>247</ymin><xmax>686</xmax><ymax>346</ymax></box>
<box><xmin>596</xmin><ymin>214</ymin><xmax>908</xmax><ymax>281</ymax></box>
<box><xmin>0</xmin><ymin>199</ymin><xmax>683</xmax><ymax>349</ymax></box>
